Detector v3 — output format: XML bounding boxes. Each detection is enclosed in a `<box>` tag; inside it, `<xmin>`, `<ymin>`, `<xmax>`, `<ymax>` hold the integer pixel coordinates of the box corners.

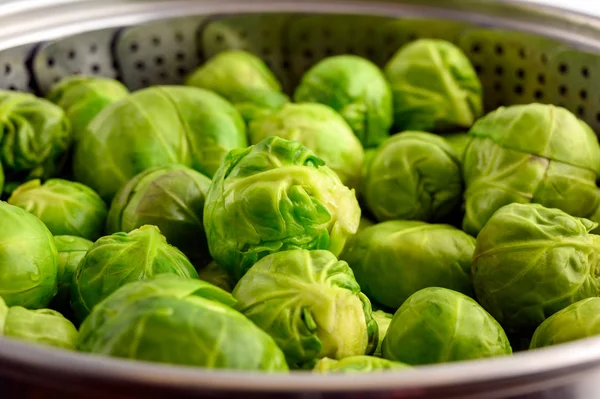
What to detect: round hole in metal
<box><xmin>514</xmin><ymin>84</ymin><xmax>524</xmax><ymax>95</ymax></box>
<box><xmin>519</xmin><ymin>48</ymin><xmax>527</xmax><ymax>59</ymax></box>
<box><xmin>534</xmin><ymin>90</ymin><xmax>544</xmax><ymax>100</ymax></box>
<box><xmin>538</xmin><ymin>73</ymin><xmax>546</xmax><ymax>84</ymax></box>
<box><xmin>559</xmin><ymin>85</ymin><xmax>568</xmax><ymax>96</ymax></box>
<box><xmin>582</xmin><ymin>67</ymin><xmax>590</xmax><ymax>78</ymax></box>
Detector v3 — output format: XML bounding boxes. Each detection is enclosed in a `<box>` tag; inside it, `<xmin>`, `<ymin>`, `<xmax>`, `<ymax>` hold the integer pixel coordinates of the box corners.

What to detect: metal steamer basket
<box><xmin>3</xmin><ymin>0</ymin><xmax>600</xmax><ymax>398</ymax></box>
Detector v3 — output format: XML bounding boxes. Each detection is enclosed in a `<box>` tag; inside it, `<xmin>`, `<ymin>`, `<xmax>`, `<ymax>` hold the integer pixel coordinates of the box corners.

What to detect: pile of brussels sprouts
<box><xmin>2</xmin><ymin>38</ymin><xmax>600</xmax><ymax>375</ymax></box>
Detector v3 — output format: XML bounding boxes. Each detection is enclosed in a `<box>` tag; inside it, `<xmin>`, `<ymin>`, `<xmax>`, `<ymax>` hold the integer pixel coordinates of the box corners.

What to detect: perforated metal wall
<box><xmin>3</xmin><ymin>12</ymin><xmax>600</xmax><ymax>130</ymax></box>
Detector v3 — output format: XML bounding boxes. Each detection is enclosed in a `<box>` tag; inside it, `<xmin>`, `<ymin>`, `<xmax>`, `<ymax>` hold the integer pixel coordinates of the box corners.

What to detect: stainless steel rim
<box><xmin>2</xmin><ymin>0</ymin><xmax>600</xmax><ymax>52</ymax></box>
<box><xmin>2</xmin><ymin>334</ymin><xmax>600</xmax><ymax>393</ymax></box>
<box><xmin>2</xmin><ymin>0</ymin><xmax>600</xmax><ymax>394</ymax></box>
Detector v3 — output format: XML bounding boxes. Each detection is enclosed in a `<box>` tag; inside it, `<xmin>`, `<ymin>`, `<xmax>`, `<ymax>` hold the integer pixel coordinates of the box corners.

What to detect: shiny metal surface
<box><xmin>2</xmin><ymin>1</ymin><xmax>600</xmax><ymax>398</ymax></box>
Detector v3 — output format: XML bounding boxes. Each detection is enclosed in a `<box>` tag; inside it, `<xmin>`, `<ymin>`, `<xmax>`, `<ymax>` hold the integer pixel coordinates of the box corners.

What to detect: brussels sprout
<box><xmin>186</xmin><ymin>50</ymin><xmax>289</xmax><ymax>123</ymax></box>
<box><xmin>383</xmin><ymin>287</ymin><xmax>512</xmax><ymax>365</ymax></box>
<box><xmin>248</xmin><ymin>103</ymin><xmax>364</xmax><ymax>189</ymax></box>
<box><xmin>78</xmin><ymin>275</ymin><xmax>288</xmax><ymax>371</ymax></box>
<box><xmin>47</xmin><ymin>75</ymin><xmax>129</xmax><ymax>141</ymax></box>
<box><xmin>357</xmin><ymin>216</ymin><xmax>375</xmax><ymax>233</ymax></box>
<box><xmin>444</xmin><ymin>132</ymin><xmax>471</xmax><ymax>161</ymax></box>
<box><xmin>472</xmin><ymin>203</ymin><xmax>600</xmax><ymax>333</ymax></box>
<box><xmin>358</xmin><ymin>148</ymin><xmax>377</xmax><ymax>203</ymax></box>
<box><xmin>294</xmin><ymin>55</ymin><xmax>392</xmax><ymax>148</ymax></box>
<box><xmin>0</xmin><ymin>161</ymin><xmax>4</xmax><ymax>195</ymax></box>
<box><xmin>73</xmin><ymin>86</ymin><xmax>247</xmax><ymax>201</ymax></box>
<box><xmin>8</xmin><ymin>179</ymin><xmax>107</xmax><ymax>241</ymax></box>
<box><xmin>341</xmin><ymin>221</ymin><xmax>474</xmax><ymax>309</ymax></box>
<box><xmin>385</xmin><ymin>39</ymin><xmax>483</xmax><ymax>132</ymax></box>
<box><xmin>0</xmin><ymin>297</ymin><xmax>78</xmax><ymax>350</ymax></box>
<box><xmin>0</xmin><ymin>201</ymin><xmax>58</xmax><ymax>308</ymax></box>
<box><xmin>361</xmin><ymin>148</ymin><xmax>377</xmax><ymax>180</ymax></box>
<box><xmin>51</xmin><ymin>235</ymin><xmax>93</xmax><ymax>311</ymax></box>
<box><xmin>0</xmin><ymin>90</ymin><xmax>71</xmax><ymax>186</ymax></box>
<box><xmin>197</xmin><ymin>261</ymin><xmax>234</xmax><ymax>293</ymax></box>
<box><xmin>363</xmin><ymin>132</ymin><xmax>462</xmax><ymax>223</ymax></box>
<box><xmin>233</xmin><ymin>250</ymin><xmax>378</xmax><ymax>368</ymax></box>
<box><xmin>107</xmin><ymin>164</ymin><xmax>211</xmax><ymax>265</ymax></box>
<box><xmin>530</xmin><ymin>298</ymin><xmax>600</xmax><ymax>349</ymax></box>
<box><xmin>313</xmin><ymin>356</ymin><xmax>408</xmax><ymax>374</ymax></box>
<box><xmin>463</xmin><ymin>104</ymin><xmax>600</xmax><ymax>235</ymax></box>
<box><xmin>373</xmin><ymin>310</ymin><xmax>393</xmax><ymax>357</ymax></box>
<box><xmin>71</xmin><ymin>225</ymin><xmax>198</xmax><ymax>321</ymax></box>
<box><xmin>204</xmin><ymin>136</ymin><xmax>361</xmax><ymax>280</ymax></box>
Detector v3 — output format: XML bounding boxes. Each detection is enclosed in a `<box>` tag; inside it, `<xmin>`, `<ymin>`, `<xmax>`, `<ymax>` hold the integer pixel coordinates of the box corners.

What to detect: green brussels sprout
<box><xmin>361</xmin><ymin>148</ymin><xmax>377</xmax><ymax>180</ymax></box>
<box><xmin>313</xmin><ymin>356</ymin><xmax>408</xmax><ymax>374</ymax></box>
<box><xmin>444</xmin><ymin>132</ymin><xmax>471</xmax><ymax>161</ymax></box>
<box><xmin>363</xmin><ymin>132</ymin><xmax>462</xmax><ymax>223</ymax></box>
<box><xmin>357</xmin><ymin>147</ymin><xmax>377</xmax><ymax>203</ymax></box>
<box><xmin>294</xmin><ymin>55</ymin><xmax>393</xmax><ymax>148</ymax></box>
<box><xmin>248</xmin><ymin>103</ymin><xmax>364</xmax><ymax>189</ymax></box>
<box><xmin>185</xmin><ymin>50</ymin><xmax>289</xmax><ymax>123</ymax></box>
<box><xmin>51</xmin><ymin>235</ymin><xmax>93</xmax><ymax>311</ymax></box>
<box><xmin>0</xmin><ymin>297</ymin><xmax>78</xmax><ymax>350</ymax></box>
<box><xmin>384</xmin><ymin>39</ymin><xmax>483</xmax><ymax>132</ymax></box>
<box><xmin>357</xmin><ymin>216</ymin><xmax>375</xmax><ymax>233</ymax></box>
<box><xmin>78</xmin><ymin>275</ymin><xmax>288</xmax><ymax>371</ymax></box>
<box><xmin>233</xmin><ymin>250</ymin><xmax>378</xmax><ymax>368</ymax></box>
<box><xmin>0</xmin><ymin>90</ymin><xmax>71</xmax><ymax>186</ymax></box>
<box><xmin>8</xmin><ymin>179</ymin><xmax>107</xmax><ymax>241</ymax></box>
<box><xmin>472</xmin><ymin>203</ymin><xmax>600</xmax><ymax>333</ymax></box>
<box><xmin>73</xmin><ymin>86</ymin><xmax>247</xmax><ymax>201</ymax></box>
<box><xmin>0</xmin><ymin>161</ymin><xmax>4</xmax><ymax>194</ymax></box>
<box><xmin>71</xmin><ymin>225</ymin><xmax>198</xmax><ymax>321</ymax></box>
<box><xmin>341</xmin><ymin>221</ymin><xmax>475</xmax><ymax>309</ymax></box>
<box><xmin>530</xmin><ymin>298</ymin><xmax>600</xmax><ymax>349</ymax></box>
<box><xmin>0</xmin><ymin>201</ymin><xmax>58</xmax><ymax>308</ymax></box>
<box><xmin>383</xmin><ymin>287</ymin><xmax>512</xmax><ymax>365</ymax></box>
<box><xmin>204</xmin><ymin>136</ymin><xmax>361</xmax><ymax>280</ymax></box>
<box><xmin>373</xmin><ymin>310</ymin><xmax>393</xmax><ymax>357</ymax></box>
<box><xmin>47</xmin><ymin>75</ymin><xmax>129</xmax><ymax>141</ymax></box>
<box><xmin>107</xmin><ymin>164</ymin><xmax>212</xmax><ymax>265</ymax></box>
<box><xmin>197</xmin><ymin>261</ymin><xmax>234</xmax><ymax>293</ymax></box>
<box><xmin>463</xmin><ymin>104</ymin><xmax>600</xmax><ymax>235</ymax></box>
